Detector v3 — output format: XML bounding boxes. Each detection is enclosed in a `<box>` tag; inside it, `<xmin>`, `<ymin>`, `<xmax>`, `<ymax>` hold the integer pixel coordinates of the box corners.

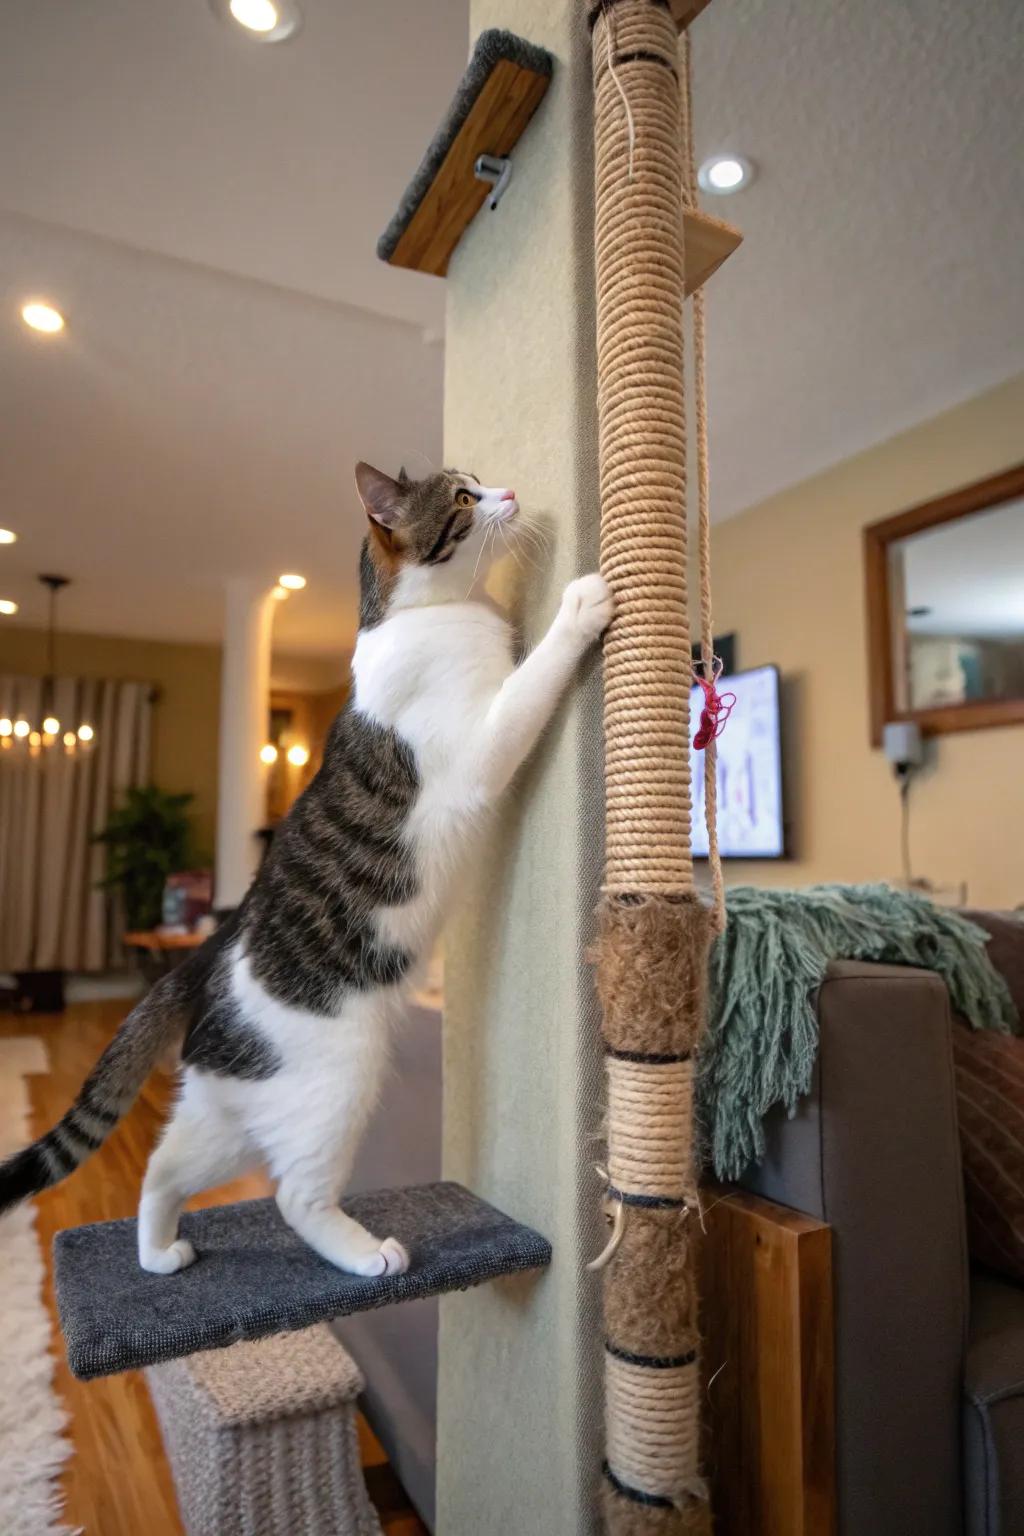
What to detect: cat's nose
<box><xmin>501</xmin><ymin>488</ymin><xmax>516</xmax><ymax>501</ymax></box>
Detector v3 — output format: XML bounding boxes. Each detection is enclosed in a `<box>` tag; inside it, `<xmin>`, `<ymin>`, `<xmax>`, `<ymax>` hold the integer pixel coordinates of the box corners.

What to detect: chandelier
<box><xmin>0</xmin><ymin>574</ymin><xmax>96</xmax><ymax>755</ymax></box>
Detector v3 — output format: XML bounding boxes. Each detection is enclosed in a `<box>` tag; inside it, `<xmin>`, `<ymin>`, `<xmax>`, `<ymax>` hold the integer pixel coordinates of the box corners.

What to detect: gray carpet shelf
<box><xmin>54</xmin><ymin>1180</ymin><xmax>551</xmax><ymax>1381</ymax></box>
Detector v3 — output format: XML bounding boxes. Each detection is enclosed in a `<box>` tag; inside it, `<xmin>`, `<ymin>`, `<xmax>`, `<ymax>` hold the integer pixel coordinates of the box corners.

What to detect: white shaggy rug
<box><xmin>0</xmin><ymin>1037</ymin><xmax>76</xmax><ymax>1536</ymax></box>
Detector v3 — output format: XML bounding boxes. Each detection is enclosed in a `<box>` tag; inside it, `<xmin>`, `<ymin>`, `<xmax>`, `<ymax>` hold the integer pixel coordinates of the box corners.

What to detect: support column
<box><xmin>438</xmin><ymin>3</ymin><xmax>604</xmax><ymax>1533</ymax></box>
<box><xmin>214</xmin><ymin>577</ymin><xmax>274</xmax><ymax>910</ymax></box>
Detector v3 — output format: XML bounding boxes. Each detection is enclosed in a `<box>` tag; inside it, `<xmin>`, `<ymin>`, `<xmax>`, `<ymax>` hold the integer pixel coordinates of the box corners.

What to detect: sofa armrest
<box><xmin>741</xmin><ymin>960</ymin><xmax>969</xmax><ymax>1536</ymax></box>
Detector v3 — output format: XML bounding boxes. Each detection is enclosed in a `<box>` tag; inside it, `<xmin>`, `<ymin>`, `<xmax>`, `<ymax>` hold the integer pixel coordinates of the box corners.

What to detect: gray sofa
<box><xmin>743</xmin><ymin>956</ymin><xmax>1024</xmax><ymax>1536</ymax></box>
<box><xmin>334</xmin><ymin>943</ymin><xmax>1024</xmax><ymax>1535</ymax></box>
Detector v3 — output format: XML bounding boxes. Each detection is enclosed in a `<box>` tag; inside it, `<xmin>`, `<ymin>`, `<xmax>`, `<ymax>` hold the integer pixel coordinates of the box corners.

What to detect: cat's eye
<box><xmin>455</xmin><ymin>490</ymin><xmax>476</xmax><ymax>509</ymax></box>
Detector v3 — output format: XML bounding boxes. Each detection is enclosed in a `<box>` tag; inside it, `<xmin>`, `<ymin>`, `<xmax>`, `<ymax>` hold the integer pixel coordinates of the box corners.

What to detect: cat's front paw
<box><xmin>559</xmin><ymin>573</ymin><xmax>614</xmax><ymax>642</ymax></box>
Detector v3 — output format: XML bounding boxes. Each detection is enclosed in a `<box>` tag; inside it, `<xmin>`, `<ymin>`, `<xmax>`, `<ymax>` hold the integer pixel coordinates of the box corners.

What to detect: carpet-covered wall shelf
<box><xmin>54</xmin><ymin>1182</ymin><xmax>550</xmax><ymax>1379</ymax></box>
<box><xmin>377</xmin><ymin>29</ymin><xmax>554</xmax><ymax>277</ymax></box>
<box><xmin>377</xmin><ymin>25</ymin><xmax>741</xmax><ymax>295</ymax></box>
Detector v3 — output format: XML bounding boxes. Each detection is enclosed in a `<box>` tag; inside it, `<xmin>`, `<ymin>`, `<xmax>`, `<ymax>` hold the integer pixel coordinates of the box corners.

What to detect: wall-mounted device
<box><xmin>883</xmin><ymin>721</ymin><xmax>924</xmax><ymax>774</ymax></box>
<box><xmin>883</xmin><ymin>720</ymin><xmax>924</xmax><ymax>885</ymax></box>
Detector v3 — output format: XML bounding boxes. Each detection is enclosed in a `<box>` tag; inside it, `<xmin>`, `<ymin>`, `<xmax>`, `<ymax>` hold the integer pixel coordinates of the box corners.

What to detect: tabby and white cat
<box><xmin>0</xmin><ymin>463</ymin><xmax>612</xmax><ymax>1278</ymax></box>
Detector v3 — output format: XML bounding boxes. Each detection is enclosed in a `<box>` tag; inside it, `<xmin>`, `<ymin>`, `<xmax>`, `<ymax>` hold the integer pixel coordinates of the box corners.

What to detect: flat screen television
<box><xmin>690</xmin><ymin>664</ymin><xmax>785</xmax><ymax>859</ymax></box>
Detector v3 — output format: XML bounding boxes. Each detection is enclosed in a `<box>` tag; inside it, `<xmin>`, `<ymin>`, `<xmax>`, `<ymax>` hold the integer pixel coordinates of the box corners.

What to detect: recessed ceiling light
<box><xmin>0</xmin><ymin>599</ymin><xmax>18</xmax><ymax>616</ymax></box>
<box><xmin>214</xmin><ymin>0</ymin><xmax>302</xmax><ymax>42</ymax></box>
<box><xmin>278</xmin><ymin>573</ymin><xmax>306</xmax><ymax>590</ymax></box>
<box><xmin>286</xmin><ymin>744</ymin><xmax>310</xmax><ymax>767</ymax></box>
<box><xmin>0</xmin><ymin>529</ymin><xmax>16</xmax><ymax>544</ymax></box>
<box><xmin>697</xmin><ymin>155</ymin><xmax>755</xmax><ymax>195</ymax></box>
<box><xmin>21</xmin><ymin>301</ymin><xmax>66</xmax><ymax>334</ymax></box>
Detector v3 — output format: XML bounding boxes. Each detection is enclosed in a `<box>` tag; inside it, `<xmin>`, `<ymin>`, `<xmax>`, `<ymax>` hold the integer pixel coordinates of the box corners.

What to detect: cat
<box><xmin>0</xmin><ymin>462</ymin><xmax>613</xmax><ymax>1278</ymax></box>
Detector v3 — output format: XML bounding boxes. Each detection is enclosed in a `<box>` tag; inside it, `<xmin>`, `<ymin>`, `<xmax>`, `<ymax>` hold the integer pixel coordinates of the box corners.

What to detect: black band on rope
<box><xmin>605</xmin><ymin>1340</ymin><xmax>698</xmax><ymax>1370</ymax></box>
<box><xmin>613</xmin><ymin>49</ymin><xmax>678</xmax><ymax>75</ymax></box>
<box><xmin>603</xmin><ymin>1462</ymin><xmax>675</xmax><ymax>1509</ymax></box>
<box><xmin>605</xmin><ymin>1044</ymin><xmax>691</xmax><ymax>1065</ymax></box>
<box><xmin>588</xmin><ymin>0</ymin><xmax>672</xmax><ymax>33</ymax></box>
<box><xmin>607</xmin><ymin>1186</ymin><xmax>687</xmax><ymax>1210</ymax></box>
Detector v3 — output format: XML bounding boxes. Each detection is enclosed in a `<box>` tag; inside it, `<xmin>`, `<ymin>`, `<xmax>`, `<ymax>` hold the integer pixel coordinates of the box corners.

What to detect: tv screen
<box><xmin>690</xmin><ymin>664</ymin><xmax>785</xmax><ymax>859</ymax></box>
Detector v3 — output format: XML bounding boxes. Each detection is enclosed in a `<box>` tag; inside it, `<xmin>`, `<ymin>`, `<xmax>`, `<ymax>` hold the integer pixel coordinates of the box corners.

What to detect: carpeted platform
<box><xmin>54</xmin><ymin>1181</ymin><xmax>551</xmax><ymax>1380</ymax></box>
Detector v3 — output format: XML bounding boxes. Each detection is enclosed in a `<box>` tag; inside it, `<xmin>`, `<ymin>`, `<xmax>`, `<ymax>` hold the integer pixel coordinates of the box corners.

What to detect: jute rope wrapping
<box><xmin>592</xmin><ymin>0</ymin><xmax>693</xmax><ymax>899</ymax></box>
<box><xmin>588</xmin><ymin>2</ymin><xmax>719</xmax><ymax>1531</ymax></box>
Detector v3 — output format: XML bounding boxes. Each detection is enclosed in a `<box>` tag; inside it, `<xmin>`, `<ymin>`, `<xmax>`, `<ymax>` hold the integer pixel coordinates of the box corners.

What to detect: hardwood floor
<box><xmin>0</xmin><ymin>998</ymin><xmax>428</xmax><ymax>1536</ymax></box>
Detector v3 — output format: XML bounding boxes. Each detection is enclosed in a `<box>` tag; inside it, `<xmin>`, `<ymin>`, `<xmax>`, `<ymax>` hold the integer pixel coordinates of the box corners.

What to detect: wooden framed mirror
<box><xmin>864</xmin><ymin>462</ymin><xmax>1024</xmax><ymax>744</ymax></box>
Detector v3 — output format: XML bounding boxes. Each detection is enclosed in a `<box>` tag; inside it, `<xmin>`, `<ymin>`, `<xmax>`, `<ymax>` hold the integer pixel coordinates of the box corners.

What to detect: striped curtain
<box><xmin>0</xmin><ymin>675</ymin><xmax>152</xmax><ymax>973</ymax></box>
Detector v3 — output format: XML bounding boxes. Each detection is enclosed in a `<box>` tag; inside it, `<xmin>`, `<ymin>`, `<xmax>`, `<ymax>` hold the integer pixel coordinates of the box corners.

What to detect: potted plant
<box><xmin>95</xmin><ymin>786</ymin><xmax>195</xmax><ymax>932</ymax></box>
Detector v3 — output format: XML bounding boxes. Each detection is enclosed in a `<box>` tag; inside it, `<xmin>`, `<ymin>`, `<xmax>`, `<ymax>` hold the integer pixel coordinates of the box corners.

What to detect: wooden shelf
<box><xmin>685</xmin><ymin>207</ymin><xmax>743</xmax><ymax>295</ymax></box>
<box><xmin>670</xmin><ymin>0</ymin><xmax>714</xmax><ymax>26</ymax></box>
<box><xmin>379</xmin><ymin>33</ymin><xmax>552</xmax><ymax>279</ymax></box>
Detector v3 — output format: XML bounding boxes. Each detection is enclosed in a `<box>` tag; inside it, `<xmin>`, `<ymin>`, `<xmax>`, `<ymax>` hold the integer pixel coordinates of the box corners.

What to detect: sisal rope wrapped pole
<box><xmin>587</xmin><ymin>2</ymin><xmax>715</xmax><ymax>1531</ymax></box>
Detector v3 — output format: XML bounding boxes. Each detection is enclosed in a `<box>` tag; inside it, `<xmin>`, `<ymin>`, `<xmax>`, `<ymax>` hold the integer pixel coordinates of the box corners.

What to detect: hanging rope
<box><xmin>680</xmin><ymin>31</ymin><xmax>726</xmax><ymax>936</ymax></box>
<box><xmin>587</xmin><ymin>1</ymin><xmax>720</xmax><ymax>1531</ymax></box>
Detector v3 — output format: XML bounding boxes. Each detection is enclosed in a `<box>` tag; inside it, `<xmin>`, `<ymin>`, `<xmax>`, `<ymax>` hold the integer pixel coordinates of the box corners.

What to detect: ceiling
<box><xmin>0</xmin><ymin>0</ymin><xmax>1022</xmax><ymax>658</ymax></box>
<box><xmin>905</xmin><ymin>497</ymin><xmax>1024</xmax><ymax>639</ymax></box>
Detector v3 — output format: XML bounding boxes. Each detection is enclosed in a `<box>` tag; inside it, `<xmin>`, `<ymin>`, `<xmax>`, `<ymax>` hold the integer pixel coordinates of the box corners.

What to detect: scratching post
<box><xmin>588</xmin><ymin>1</ymin><xmax>721</xmax><ymax>1529</ymax></box>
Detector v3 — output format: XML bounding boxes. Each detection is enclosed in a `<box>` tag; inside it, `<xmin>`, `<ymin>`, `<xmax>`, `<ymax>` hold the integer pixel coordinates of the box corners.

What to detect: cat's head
<box><xmin>354</xmin><ymin>462</ymin><xmax>520</xmax><ymax>623</ymax></box>
<box><xmin>355</xmin><ymin>461</ymin><xmax>518</xmax><ymax>570</ymax></box>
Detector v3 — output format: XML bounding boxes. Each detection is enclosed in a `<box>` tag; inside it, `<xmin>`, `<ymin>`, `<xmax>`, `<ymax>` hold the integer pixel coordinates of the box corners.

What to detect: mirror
<box><xmin>864</xmin><ymin>465</ymin><xmax>1024</xmax><ymax>741</ymax></box>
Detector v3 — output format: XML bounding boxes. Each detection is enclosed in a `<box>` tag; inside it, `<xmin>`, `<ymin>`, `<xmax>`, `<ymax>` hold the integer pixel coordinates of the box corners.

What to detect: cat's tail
<box><xmin>0</xmin><ymin>969</ymin><xmax>191</xmax><ymax>1215</ymax></box>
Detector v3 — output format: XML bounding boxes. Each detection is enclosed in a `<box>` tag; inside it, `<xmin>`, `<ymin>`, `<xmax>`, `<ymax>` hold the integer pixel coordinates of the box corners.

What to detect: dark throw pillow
<box><xmin>953</xmin><ymin>1024</ymin><xmax>1024</xmax><ymax>1284</ymax></box>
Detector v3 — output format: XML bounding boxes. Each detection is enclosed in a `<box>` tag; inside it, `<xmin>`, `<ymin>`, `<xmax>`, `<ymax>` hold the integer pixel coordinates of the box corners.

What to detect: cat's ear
<box><xmin>397</xmin><ymin>466</ymin><xmax>410</xmax><ymax>488</ymax></box>
<box><xmin>355</xmin><ymin>462</ymin><xmax>404</xmax><ymax>531</ymax></box>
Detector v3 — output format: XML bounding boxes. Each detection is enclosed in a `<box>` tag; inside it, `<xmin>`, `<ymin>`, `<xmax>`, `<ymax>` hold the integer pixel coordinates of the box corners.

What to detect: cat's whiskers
<box><xmin>465</xmin><ymin>519</ymin><xmax>497</xmax><ymax>599</ymax></box>
<box><xmin>521</xmin><ymin>513</ymin><xmax>550</xmax><ymax>549</ymax></box>
<box><xmin>496</xmin><ymin>521</ymin><xmax>521</xmax><ymax>570</ymax></box>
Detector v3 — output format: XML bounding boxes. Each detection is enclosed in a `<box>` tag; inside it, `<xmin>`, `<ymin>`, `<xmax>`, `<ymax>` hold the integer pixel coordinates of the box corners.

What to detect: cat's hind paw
<box><xmin>351</xmin><ymin>1235</ymin><xmax>410</xmax><ymax>1278</ymax></box>
<box><xmin>139</xmin><ymin>1238</ymin><xmax>197</xmax><ymax>1275</ymax></box>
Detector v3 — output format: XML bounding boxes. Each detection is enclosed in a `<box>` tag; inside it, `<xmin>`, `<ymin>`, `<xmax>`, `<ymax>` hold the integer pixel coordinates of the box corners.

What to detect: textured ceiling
<box><xmin>0</xmin><ymin>0</ymin><xmax>1022</xmax><ymax>654</ymax></box>
<box><xmin>0</xmin><ymin>0</ymin><xmax>461</xmax><ymax>329</ymax></box>
<box><xmin>0</xmin><ymin>212</ymin><xmax>441</xmax><ymax>653</ymax></box>
<box><xmin>693</xmin><ymin>0</ymin><xmax>1024</xmax><ymax>517</ymax></box>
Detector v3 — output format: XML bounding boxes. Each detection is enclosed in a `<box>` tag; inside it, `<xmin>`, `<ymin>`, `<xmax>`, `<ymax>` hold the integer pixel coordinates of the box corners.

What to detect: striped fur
<box><xmin>0</xmin><ymin>974</ymin><xmax>186</xmax><ymax>1213</ymax></box>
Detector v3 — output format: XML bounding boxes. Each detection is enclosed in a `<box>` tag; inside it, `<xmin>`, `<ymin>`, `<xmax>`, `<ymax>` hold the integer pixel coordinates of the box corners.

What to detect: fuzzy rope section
<box><xmin>604</xmin><ymin>1206</ymin><xmax>698</xmax><ymax>1358</ymax></box>
<box><xmin>593</xmin><ymin>894</ymin><xmax>714</xmax><ymax>1057</ymax></box>
<box><xmin>698</xmin><ymin>883</ymin><xmax>1020</xmax><ymax>1180</ymax></box>
<box><xmin>601</xmin><ymin>1480</ymin><xmax>712</xmax><ymax>1535</ymax></box>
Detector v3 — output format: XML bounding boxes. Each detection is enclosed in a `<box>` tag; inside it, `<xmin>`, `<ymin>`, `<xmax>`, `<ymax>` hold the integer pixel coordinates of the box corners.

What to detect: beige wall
<box><xmin>1</xmin><ymin>626</ymin><xmax>221</xmax><ymax>854</ymax></box>
<box><xmin>438</xmin><ymin>2</ymin><xmax>604</xmax><ymax>1531</ymax></box>
<box><xmin>708</xmin><ymin>373</ymin><xmax>1024</xmax><ymax>908</ymax></box>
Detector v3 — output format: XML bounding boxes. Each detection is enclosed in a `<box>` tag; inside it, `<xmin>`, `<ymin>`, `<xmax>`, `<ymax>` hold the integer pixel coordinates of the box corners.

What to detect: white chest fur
<box><xmin>351</xmin><ymin>601</ymin><xmax>515</xmax><ymax>952</ymax></box>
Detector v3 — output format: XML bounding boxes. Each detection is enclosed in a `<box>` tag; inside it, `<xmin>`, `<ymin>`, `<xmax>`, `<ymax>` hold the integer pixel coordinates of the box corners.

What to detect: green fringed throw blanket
<box><xmin>699</xmin><ymin>884</ymin><xmax>1018</xmax><ymax>1180</ymax></box>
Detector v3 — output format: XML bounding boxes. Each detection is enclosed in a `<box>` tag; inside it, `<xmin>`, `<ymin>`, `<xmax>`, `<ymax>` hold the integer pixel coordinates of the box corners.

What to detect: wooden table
<box><xmin>123</xmin><ymin>930</ymin><xmax>204</xmax><ymax>981</ymax></box>
<box><xmin>123</xmin><ymin>931</ymin><xmax>205</xmax><ymax>953</ymax></box>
